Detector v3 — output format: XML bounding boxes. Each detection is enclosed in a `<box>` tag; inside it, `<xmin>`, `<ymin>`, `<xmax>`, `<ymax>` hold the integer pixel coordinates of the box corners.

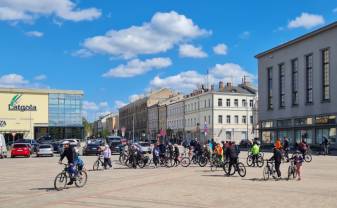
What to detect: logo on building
<box><xmin>0</xmin><ymin>120</ymin><xmax>6</xmax><ymax>127</ymax></box>
<box><xmin>8</xmin><ymin>94</ymin><xmax>37</xmax><ymax>112</ymax></box>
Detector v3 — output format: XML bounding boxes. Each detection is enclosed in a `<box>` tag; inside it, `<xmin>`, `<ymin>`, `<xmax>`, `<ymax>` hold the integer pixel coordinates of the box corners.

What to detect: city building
<box><xmin>166</xmin><ymin>95</ymin><xmax>185</xmax><ymax>143</ymax></box>
<box><xmin>119</xmin><ymin>88</ymin><xmax>175</xmax><ymax>140</ymax></box>
<box><xmin>148</xmin><ymin>104</ymin><xmax>159</xmax><ymax>141</ymax></box>
<box><xmin>0</xmin><ymin>88</ymin><xmax>84</xmax><ymax>142</ymax></box>
<box><xmin>184</xmin><ymin>81</ymin><xmax>257</xmax><ymax>144</ymax></box>
<box><xmin>255</xmin><ymin>21</ymin><xmax>337</xmax><ymax>145</ymax></box>
<box><xmin>93</xmin><ymin>113</ymin><xmax>119</xmax><ymax>137</ymax></box>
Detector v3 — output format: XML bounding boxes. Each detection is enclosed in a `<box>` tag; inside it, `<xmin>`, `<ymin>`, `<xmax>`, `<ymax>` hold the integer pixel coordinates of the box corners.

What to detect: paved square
<box><xmin>0</xmin><ymin>153</ymin><xmax>336</xmax><ymax>208</ymax></box>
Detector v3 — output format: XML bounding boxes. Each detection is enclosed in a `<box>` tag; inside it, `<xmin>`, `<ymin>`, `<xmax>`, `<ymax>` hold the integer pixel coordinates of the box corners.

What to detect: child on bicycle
<box><xmin>292</xmin><ymin>150</ymin><xmax>304</xmax><ymax>181</ymax></box>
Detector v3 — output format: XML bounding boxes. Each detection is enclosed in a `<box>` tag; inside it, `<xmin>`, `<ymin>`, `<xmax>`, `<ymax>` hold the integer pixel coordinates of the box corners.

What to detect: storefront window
<box><xmin>316</xmin><ymin>128</ymin><xmax>336</xmax><ymax>144</ymax></box>
<box><xmin>295</xmin><ymin>129</ymin><xmax>313</xmax><ymax>144</ymax></box>
<box><xmin>262</xmin><ymin>131</ymin><xmax>276</xmax><ymax>143</ymax></box>
<box><xmin>262</xmin><ymin>121</ymin><xmax>274</xmax><ymax>128</ymax></box>
<box><xmin>278</xmin><ymin>130</ymin><xmax>291</xmax><ymax>142</ymax></box>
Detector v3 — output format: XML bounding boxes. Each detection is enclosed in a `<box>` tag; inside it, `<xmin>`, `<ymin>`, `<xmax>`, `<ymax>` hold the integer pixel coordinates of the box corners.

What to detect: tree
<box><xmin>82</xmin><ymin>117</ymin><xmax>93</xmax><ymax>138</ymax></box>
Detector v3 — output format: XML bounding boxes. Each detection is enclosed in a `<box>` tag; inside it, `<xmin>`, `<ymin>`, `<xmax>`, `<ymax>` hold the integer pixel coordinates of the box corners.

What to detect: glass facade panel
<box><xmin>295</xmin><ymin>129</ymin><xmax>313</xmax><ymax>144</ymax></box>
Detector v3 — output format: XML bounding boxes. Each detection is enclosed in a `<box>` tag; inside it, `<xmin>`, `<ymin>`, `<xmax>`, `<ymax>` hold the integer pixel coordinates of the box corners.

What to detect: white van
<box><xmin>0</xmin><ymin>134</ymin><xmax>8</xmax><ymax>158</ymax></box>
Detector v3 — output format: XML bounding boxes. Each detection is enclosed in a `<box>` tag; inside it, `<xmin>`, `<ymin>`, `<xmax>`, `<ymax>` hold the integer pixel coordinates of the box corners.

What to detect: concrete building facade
<box><xmin>256</xmin><ymin>21</ymin><xmax>337</xmax><ymax>145</ymax></box>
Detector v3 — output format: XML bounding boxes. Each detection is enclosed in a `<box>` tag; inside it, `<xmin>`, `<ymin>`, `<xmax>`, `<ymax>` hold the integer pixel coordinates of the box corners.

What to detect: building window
<box><xmin>322</xmin><ymin>48</ymin><xmax>330</xmax><ymax>101</ymax></box>
<box><xmin>204</xmin><ymin>116</ymin><xmax>207</xmax><ymax>122</ymax></box>
<box><xmin>208</xmin><ymin>115</ymin><xmax>211</xmax><ymax>125</ymax></box>
<box><xmin>226</xmin><ymin>99</ymin><xmax>230</xmax><ymax>107</ymax></box>
<box><xmin>204</xmin><ymin>100</ymin><xmax>206</xmax><ymax>108</ymax></box>
<box><xmin>250</xmin><ymin>116</ymin><xmax>253</xmax><ymax>124</ymax></box>
<box><xmin>234</xmin><ymin>115</ymin><xmax>239</xmax><ymax>124</ymax></box>
<box><xmin>305</xmin><ymin>54</ymin><xmax>313</xmax><ymax>104</ymax></box>
<box><xmin>208</xmin><ymin>99</ymin><xmax>211</xmax><ymax>107</ymax></box>
<box><xmin>249</xmin><ymin>100</ymin><xmax>253</xmax><ymax>107</ymax></box>
<box><xmin>218</xmin><ymin>115</ymin><xmax>223</xmax><ymax>124</ymax></box>
<box><xmin>234</xmin><ymin>99</ymin><xmax>238</xmax><ymax>107</ymax></box>
<box><xmin>279</xmin><ymin>63</ymin><xmax>285</xmax><ymax>108</ymax></box>
<box><xmin>218</xmin><ymin>98</ymin><xmax>223</xmax><ymax>107</ymax></box>
<box><xmin>291</xmin><ymin>58</ymin><xmax>299</xmax><ymax>105</ymax></box>
<box><xmin>267</xmin><ymin>67</ymin><xmax>273</xmax><ymax>109</ymax></box>
<box><xmin>242</xmin><ymin>116</ymin><xmax>247</xmax><ymax>124</ymax></box>
<box><xmin>242</xmin><ymin>99</ymin><xmax>247</xmax><ymax>107</ymax></box>
<box><xmin>226</xmin><ymin>115</ymin><xmax>231</xmax><ymax>124</ymax></box>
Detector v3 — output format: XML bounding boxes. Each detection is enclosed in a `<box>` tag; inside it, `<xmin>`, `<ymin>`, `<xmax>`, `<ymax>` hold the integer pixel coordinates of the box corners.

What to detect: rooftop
<box><xmin>0</xmin><ymin>87</ymin><xmax>84</xmax><ymax>95</ymax></box>
<box><xmin>255</xmin><ymin>21</ymin><xmax>337</xmax><ymax>58</ymax></box>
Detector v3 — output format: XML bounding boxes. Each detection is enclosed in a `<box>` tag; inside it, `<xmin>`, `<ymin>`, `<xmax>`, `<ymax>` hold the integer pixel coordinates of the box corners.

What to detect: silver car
<box><xmin>36</xmin><ymin>144</ymin><xmax>54</xmax><ymax>157</ymax></box>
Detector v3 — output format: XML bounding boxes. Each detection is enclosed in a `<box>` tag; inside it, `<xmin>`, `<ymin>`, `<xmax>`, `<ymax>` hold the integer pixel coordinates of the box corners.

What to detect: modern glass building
<box><xmin>0</xmin><ymin>88</ymin><xmax>84</xmax><ymax>142</ymax></box>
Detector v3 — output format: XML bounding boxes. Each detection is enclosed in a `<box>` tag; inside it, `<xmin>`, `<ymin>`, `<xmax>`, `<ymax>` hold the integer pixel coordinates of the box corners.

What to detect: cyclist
<box><xmin>251</xmin><ymin>142</ymin><xmax>260</xmax><ymax>167</ymax></box>
<box><xmin>283</xmin><ymin>137</ymin><xmax>290</xmax><ymax>162</ymax></box>
<box><xmin>174</xmin><ymin>144</ymin><xmax>180</xmax><ymax>166</ymax></box>
<box><xmin>74</xmin><ymin>147</ymin><xmax>84</xmax><ymax>171</ymax></box>
<box><xmin>152</xmin><ymin>143</ymin><xmax>160</xmax><ymax>167</ymax></box>
<box><xmin>59</xmin><ymin>141</ymin><xmax>76</xmax><ymax>185</ymax></box>
<box><xmin>103</xmin><ymin>144</ymin><xmax>112</xmax><ymax>170</ymax></box>
<box><xmin>292</xmin><ymin>150</ymin><xmax>304</xmax><ymax>181</ymax></box>
<box><xmin>269</xmin><ymin>147</ymin><xmax>282</xmax><ymax>179</ymax></box>
<box><xmin>226</xmin><ymin>142</ymin><xmax>239</xmax><ymax>176</ymax></box>
<box><xmin>298</xmin><ymin>139</ymin><xmax>308</xmax><ymax>157</ymax></box>
<box><xmin>274</xmin><ymin>138</ymin><xmax>282</xmax><ymax>150</ymax></box>
<box><xmin>214</xmin><ymin>143</ymin><xmax>222</xmax><ymax>161</ymax></box>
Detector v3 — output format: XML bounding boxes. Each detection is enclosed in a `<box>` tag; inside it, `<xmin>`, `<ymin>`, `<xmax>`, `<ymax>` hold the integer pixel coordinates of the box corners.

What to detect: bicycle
<box><xmin>263</xmin><ymin>160</ymin><xmax>277</xmax><ymax>180</ymax></box>
<box><xmin>246</xmin><ymin>153</ymin><xmax>264</xmax><ymax>167</ymax></box>
<box><xmin>93</xmin><ymin>154</ymin><xmax>105</xmax><ymax>171</ymax></box>
<box><xmin>287</xmin><ymin>159</ymin><xmax>297</xmax><ymax>180</ymax></box>
<box><xmin>291</xmin><ymin>150</ymin><xmax>312</xmax><ymax>163</ymax></box>
<box><xmin>209</xmin><ymin>154</ymin><xmax>224</xmax><ymax>172</ymax></box>
<box><xmin>54</xmin><ymin>163</ymin><xmax>87</xmax><ymax>191</ymax></box>
<box><xmin>223</xmin><ymin>159</ymin><xmax>246</xmax><ymax>177</ymax></box>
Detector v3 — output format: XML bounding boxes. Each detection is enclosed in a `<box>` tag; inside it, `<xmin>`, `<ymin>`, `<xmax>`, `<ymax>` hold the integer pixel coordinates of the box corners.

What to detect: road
<box><xmin>0</xmin><ymin>153</ymin><xmax>336</xmax><ymax>208</ymax></box>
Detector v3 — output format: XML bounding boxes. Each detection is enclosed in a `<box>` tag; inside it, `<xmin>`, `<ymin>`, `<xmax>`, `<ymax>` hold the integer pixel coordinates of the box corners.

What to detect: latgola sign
<box><xmin>8</xmin><ymin>94</ymin><xmax>37</xmax><ymax>112</ymax></box>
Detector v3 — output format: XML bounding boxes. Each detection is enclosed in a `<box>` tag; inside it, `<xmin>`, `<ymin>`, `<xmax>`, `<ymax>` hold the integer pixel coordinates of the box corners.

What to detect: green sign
<box><xmin>8</xmin><ymin>94</ymin><xmax>37</xmax><ymax>112</ymax></box>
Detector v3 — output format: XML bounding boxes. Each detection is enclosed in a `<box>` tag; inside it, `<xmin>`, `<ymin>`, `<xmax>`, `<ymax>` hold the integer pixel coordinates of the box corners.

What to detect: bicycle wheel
<box><xmin>92</xmin><ymin>160</ymin><xmax>100</xmax><ymax>171</ymax></box>
<box><xmin>257</xmin><ymin>156</ymin><xmax>264</xmax><ymax>167</ymax></box>
<box><xmin>54</xmin><ymin>172</ymin><xmax>67</xmax><ymax>191</ymax></box>
<box><xmin>246</xmin><ymin>155</ymin><xmax>253</xmax><ymax>167</ymax></box>
<box><xmin>198</xmin><ymin>156</ymin><xmax>208</xmax><ymax>167</ymax></box>
<box><xmin>223</xmin><ymin>162</ymin><xmax>235</xmax><ymax>176</ymax></box>
<box><xmin>75</xmin><ymin>170</ymin><xmax>87</xmax><ymax>188</ymax></box>
<box><xmin>263</xmin><ymin>166</ymin><xmax>270</xmax><ymax>180</ymax></box>
<box><xmin>180</xmin><ymin>157</ymin><xmax>191</xmax><ymax>167</ymax></box>
<box><xmin>137</xmin><ymin>159</ymin><xmax>146</xmax><ymax>168</ymax></box>
<box><xmin>304</xmin><ymin>154</ymin><xmax>312</xmax><ymax>163</ymax></box>
<box><xmin>165</xmin><ymin>158</ymin><xmax>174</xmax><ymax>168</ymax></box>
<box><xmin>237</xmin><ymin>162</ymin><xmax>246</xmax><ymax>177</ymax></box>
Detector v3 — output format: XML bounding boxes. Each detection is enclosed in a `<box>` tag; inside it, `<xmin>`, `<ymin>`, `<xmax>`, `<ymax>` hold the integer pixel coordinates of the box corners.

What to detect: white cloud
<box><xmin>82</xmin><ymin>101</ymin><xmax>99</xmax><ymax>111</ymax></box>
<box><xmin>179</xmin><ymin>44</ymin><xmax>207</xmax><ymax>58</ymax></box>
<box><xmin>149</xmin><ymin>63</ymin><xmax>255</xmax><ymax>93</ymax></box>
<box><xmin>25</xmin><ymin>31</ymin><xmax>43</xmax><ymax>37</ymax></box>
<box><xmin>0</xmin><ymin>73</ymin><xmax>29</xmax><ymax>88</ymax></box>
<box><xmin>115</xmin><ymin>100</ymin><xmax>127</xmax><ymax>108</ymax></box>
<box><xmin>239</xmin><ymin>31</ymin><xmax>251</xmax><ymax>39</ymax></box>
<box><xmin>103</xmin><ymin>57</ymin><xmax>172</xmax><ymax>78</ymax></box>
<box><xmin>213</xmin><ymin>43</ymin><xmax>228</xmax><ymax>55</ymax></box>
<box><xmin>129</xmin><ymin>94</ymin><xmax>145</xmax><ymax>102</ymax></box>
<box><xmin>82</xmin><ymin>11</ymin><xmax>210</xmax><ymax>59</ymax></box>
<box><xmin>71</xmin><ymin>49</ymin><xmax>93</xmax><ymax>58</ymax></box>
<box><xmin>0</xmin><ymin>0</ymin><xmax>101</xmax><ymax>22</ymax></box>
<box><xmin>288</xmin><ymin>13</ymin><xmax>325</xmax><ymax>29</ymax></box>
<box><xmin>34</xmin><ymin>74</ymin><xmax>47</xmax><ymax>81</ymax></box>
<box><xmin>99</xmin><ymin>101</ymin><xmax>109</xmax><ymax>108</ymax></box>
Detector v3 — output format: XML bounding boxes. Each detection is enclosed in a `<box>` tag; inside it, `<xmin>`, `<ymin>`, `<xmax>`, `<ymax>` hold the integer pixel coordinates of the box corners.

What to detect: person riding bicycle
<box><xmin>274</xmin><ymin>138</ymin><xmax>282</xmax><ymax>150</ymax></box>
<box><xmin>103</xmin><ymin>144</ymin><xmax>112</xmax><ymax>169</ymax></box>
<box><xmin>251</xmin><ymin>142</ymin><xmax>260</xmax><ymax>167</ymax></box>
<box><xmin>298</xmin><ymin>139</ymin><xmax>308</xmax><ymax>157</ymax></box>
<box><xmin>74</xmin><ymin>147</ymin><xmax>84</xmax><ymax>171</ymax></box>
<box><xmin>291</xmin><ymin>150</ymin><xmax>304</xmax><ymax>181</ymax></box>
<box><xmin>283</xmin><ymin>137</ymin><xmax>290</xmax><ymax>162</ymax></box>
<box><xmin>152</xmin><ymin>143</ymin><xmax>160</xmax><ymax>167</ymax></box>
<box><xmin>226</xmin><ymin>142</ymin><xmax>239</xmax><ymax>176</ymax></box>
<box><xmin>269</xmin><ymin>147</ymin><xmax>282</xmax><ymax>179</ymax></box>
<box><xmin>174</xmin><ymin>144</ymin><xmax>180</xmax><ymax>165</ymax></box>
<box><xmin>194</xmin><ymin>140</ymin><xmax>202</xmax><ymax>158</ymax></box>
<box><xmin>59</xmin><ymin>141</ymin><xmax>76</xmax><ymax>185</ymax></box>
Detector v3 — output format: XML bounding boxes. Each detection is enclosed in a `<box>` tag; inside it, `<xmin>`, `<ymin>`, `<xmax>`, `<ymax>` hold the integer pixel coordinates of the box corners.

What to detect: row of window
<box><xmin>267</xmin><ymin>48</ymin><xmax>330</xmax><ymax>109</ymax></box>
<box><xmin>185</xmin><ymin>99</ymin><xmax>212</xmax><ymax>112</ymax></box>
<box><xmin>217</xmin><ymin>98</ymin><xmax>254</xmax><ymax>108</ymax></box>
<box><xmin>218</xmin><ymin>115</ymin><xmax>253</xmax><ymax>124</ymax></box>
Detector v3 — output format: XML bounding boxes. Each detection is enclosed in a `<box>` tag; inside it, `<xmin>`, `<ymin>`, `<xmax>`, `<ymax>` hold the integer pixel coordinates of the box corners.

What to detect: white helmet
<box><xmin>62</xmin><ymin>141</ymin><xmax>70</xmax><ymax>145</ymax></box>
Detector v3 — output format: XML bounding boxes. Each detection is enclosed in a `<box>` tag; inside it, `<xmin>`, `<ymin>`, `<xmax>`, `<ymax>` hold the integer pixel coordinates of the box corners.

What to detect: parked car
<box><xmin>82</xmin><ymin>142</ymin><xmax>101</xmax><ymax>156</ymax></box>
<box><xmin>63</xmin><ymin>139</ymin><xmax>80</xmax><ymax>147</ymax></box>
<box><xmin>0</xmin><ymin>134</ymin><xmax>8</xmax><ymax>158</ymax></box>
<box><xmin>106</xmin><ymin>136</ymin><xmax>122</xmax><ymax>154</ymax></box>
<box><xmin>136</xmin><ymin>142</ymin><xmax>152</xmax><ymax>154</ymax></box>
<box><xmin>15</xmin><ymin>139</ymin><xmax>38</xmax><ymax>153</ymax></box>
<box><xmin>36</xmin><ymin>144</ymin><xmax>54</xmax><ymax>157</ymax></box>
<box><xmin>11</xmin><ymin>143</ymin><xmax>31</xmax><ymax>158</ymax></box>
<box><xmin>36</xmin><ymin>135</ymin><xmax>54</xmax><ymax>144</ymax></box>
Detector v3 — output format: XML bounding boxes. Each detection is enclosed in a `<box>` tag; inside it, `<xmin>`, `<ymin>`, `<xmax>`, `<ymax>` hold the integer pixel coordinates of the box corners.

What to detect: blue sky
<box><xmin>0</xmin><ymin>0</ymin><xmax>337</xmax><ymax>121</ymax></box>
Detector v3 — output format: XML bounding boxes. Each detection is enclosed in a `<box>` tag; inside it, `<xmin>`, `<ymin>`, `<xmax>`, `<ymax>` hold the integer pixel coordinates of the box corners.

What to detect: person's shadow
<box><xmin>30</xmin><ymin>187</ymin><xmax>59</xmax><ymax>192</ymax></box>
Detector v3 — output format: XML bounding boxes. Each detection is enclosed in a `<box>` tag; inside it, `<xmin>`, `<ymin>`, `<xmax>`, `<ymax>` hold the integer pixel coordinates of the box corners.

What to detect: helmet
<box><xmin>62</xmin><ymin>141</ymin><xmax>70</xmax><ymax>145</ymax></box>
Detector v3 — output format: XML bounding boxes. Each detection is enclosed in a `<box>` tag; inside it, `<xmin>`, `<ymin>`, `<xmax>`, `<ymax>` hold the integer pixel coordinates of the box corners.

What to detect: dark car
<box><xmin>36</xmin><ymin>135</ymin><xmax>55</xmax><ymax>144</ymax></box>
<box><xmin>106</xmin><ymin>136</ymin><xmax>122</xmax><ymax>154</ymax></box>
<box><xmin>82</xmin><ymin>142</ymin><xmax>101</xmax><ymax>156</ymax></box>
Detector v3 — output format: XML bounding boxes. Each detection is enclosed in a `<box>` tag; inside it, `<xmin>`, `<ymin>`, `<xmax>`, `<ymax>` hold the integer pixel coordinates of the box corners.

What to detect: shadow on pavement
<box><xmin>201</xmin><ymin>174</ymin><xmax>239</xmax><ymax>178</ymax></box>
<box><xmin>243</xmin><ymin>178</ymin><xmax>290</xmax><ymax>182</ymax></box>
<box><xmin>30</xmin><ymin>187</ymin><xmax>58</xmax><ymax>192</ymax></box>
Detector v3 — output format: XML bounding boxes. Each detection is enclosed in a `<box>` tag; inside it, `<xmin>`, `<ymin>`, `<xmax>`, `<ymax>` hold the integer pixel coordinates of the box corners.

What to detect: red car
<box><xmin>11</xmin><ymin>143</ymin><xmax>31</xmax><ymax>158</ymax></box>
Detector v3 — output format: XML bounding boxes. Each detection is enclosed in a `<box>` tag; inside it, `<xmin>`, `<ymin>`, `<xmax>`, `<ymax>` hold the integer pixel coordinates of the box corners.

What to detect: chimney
<box><xmin>226</xmin><ymin>82</ymin><xmax>232</xmax><ymax>88</ymax></box>
<box><xmin>219</xmin><ymin>81</ymin><xmax>224</xmax><ymax>91</ymax></box>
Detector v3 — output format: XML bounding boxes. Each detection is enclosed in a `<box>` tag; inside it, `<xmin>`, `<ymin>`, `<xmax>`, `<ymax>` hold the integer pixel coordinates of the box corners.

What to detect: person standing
<box><xmin>269</xmin><ymin>148</ymin><xmax>282</xmax><ymax>179</ymax></box>
<box><xmin>103</xmin><ymin>145</ymin><xmax>112</xmax><ymax>170</ymax></box>
<box><xmin>323</xmin><ymin>137</ymin><xmax>330</xmax><ymax>155</ymax></box>
<box><xmin>226</xmin><ymin>143</ymin><xmax>239</xmax><ymax>176</ymax></box>
<box><xmin>251</xmin><ymin>142</ymin><xmax>260</xmax><ymax>167</ymax></box>
<box><xmin>283</xmin><ymin>137</ymin><xmax>290</xmax><ymax>162</ymax></box>
<box><xmin>292</xmin><ymin>151</ymin><xmax>304</xmax><ymax>181</ymax></box>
